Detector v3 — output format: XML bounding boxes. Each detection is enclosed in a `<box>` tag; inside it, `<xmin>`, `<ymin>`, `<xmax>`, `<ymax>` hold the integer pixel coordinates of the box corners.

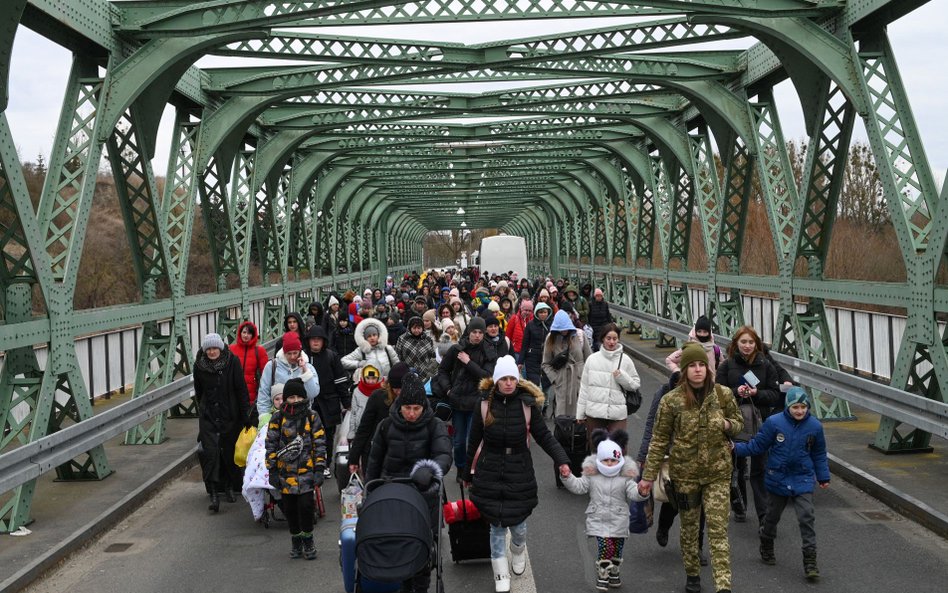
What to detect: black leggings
<box><xmin>283</xmin><ymin>492</ymin><xmax>315</xmax><ymax>535</ymax></box>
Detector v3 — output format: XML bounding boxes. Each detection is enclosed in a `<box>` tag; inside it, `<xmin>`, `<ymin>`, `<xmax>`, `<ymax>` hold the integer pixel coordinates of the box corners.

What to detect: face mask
<box><xmin>596</xmin><ymin>458</ymin><xmax>623</xmax><ymax>477</ymax></box>
<box><xmin>281</xmin><ymin>400</ymin><xmax>302</xmax><ymax>416</ymax></box>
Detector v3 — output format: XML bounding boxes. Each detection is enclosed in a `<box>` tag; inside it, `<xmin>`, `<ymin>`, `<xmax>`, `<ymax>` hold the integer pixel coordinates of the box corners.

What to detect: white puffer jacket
<box><xmin>563</xmin><ymin>455</ymin><xmax>647</xmax><ymax>538</ymax></box>
<box><xmin>341</xmin><ymin>317</ymin><xmax>399</xmax><ymax>378</ymax></box>
<box><xmin>576</xmin><ymin>346</ymin><xmax>641</xmax><ymax>421</ymax></box>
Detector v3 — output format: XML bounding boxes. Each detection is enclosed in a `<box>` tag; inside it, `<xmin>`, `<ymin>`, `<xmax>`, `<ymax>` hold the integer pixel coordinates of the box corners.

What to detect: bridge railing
<box><xmin>609</xmin><ymin>303</ymin><xmax>948</xmax><ymax>441</ymax></box>
<box><xmin>0</xmin><ymin>272</ymin><xmax>376</xmax><ymax>497</ymax></box>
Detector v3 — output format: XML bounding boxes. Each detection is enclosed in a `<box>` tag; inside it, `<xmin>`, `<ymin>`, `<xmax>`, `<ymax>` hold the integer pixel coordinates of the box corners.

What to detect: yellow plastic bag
<box><xmin>234</xmin><ymin>426</ymin><xmax>256</xmax><ymax>468</ymax></box>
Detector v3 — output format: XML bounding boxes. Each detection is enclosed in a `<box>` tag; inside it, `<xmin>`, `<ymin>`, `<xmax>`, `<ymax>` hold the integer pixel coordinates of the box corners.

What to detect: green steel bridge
<box><xmin>1</xmin><ymin>0</ymin><xmax>947</xmax><ymax>533</ymax></box>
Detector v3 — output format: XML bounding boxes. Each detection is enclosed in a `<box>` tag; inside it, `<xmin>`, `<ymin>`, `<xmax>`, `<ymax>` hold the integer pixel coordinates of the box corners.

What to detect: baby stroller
<box><xmin>341</xmin><ymin>477</ymin><xmax>444</xmax><ymax>593</ymax></box>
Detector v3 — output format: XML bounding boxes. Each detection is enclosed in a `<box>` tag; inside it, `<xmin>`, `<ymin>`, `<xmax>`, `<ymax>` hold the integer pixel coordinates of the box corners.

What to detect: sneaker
<box><xmin>323</xmin><ymin>467</ymin><xmax>333</xmax><ymax>479</ymax></box>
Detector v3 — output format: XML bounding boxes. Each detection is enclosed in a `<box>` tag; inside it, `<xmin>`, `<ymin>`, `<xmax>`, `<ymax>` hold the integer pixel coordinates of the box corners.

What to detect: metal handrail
<box><xmin>609</xmin><ymin>303</ymin><xmax>948</xmax><ymax>440</ymax></box>
<box><xmin>0</xmin><ymin>375</ymin><xmax>194</xmax><ymax>493</ymax></box>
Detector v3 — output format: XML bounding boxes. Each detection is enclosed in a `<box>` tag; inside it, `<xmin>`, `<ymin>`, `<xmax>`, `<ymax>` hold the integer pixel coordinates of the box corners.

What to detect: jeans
<box><xmin>453</xmin><ymin>410</ymin><xmax>474</xmax><ymax>472</ymax></box>
<box><xmin>489</xmin><ymin>521</ymin><xmax>527</xmax><ymax>559</ymax></box>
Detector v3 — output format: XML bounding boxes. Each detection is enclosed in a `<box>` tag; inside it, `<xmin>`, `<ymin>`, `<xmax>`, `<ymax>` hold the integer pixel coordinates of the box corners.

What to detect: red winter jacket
<box><xmin>506</xmin><ymin>312</ymin><xmax>533</xmax><ymax>354</ymax></box>
<box><xmin>230</xmin><ymin>320</ymin><xmax>268</xmax><ymax>404</ymax></box>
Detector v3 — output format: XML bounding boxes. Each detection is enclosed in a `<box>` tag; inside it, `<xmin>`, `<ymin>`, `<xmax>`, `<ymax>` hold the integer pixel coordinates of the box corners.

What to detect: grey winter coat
<box><xmin>541</xmin><ymin>332</ymin><xmax>591</xmax><ymax>417</ymax></box>
<box><xmin>563</xmin><ymin>455</ymin><xmax>647</xmax><ymax>538</ymax></box>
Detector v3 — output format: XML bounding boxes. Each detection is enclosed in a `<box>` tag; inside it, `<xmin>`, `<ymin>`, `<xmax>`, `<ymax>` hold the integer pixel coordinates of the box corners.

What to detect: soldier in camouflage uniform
<box><xmin>639</xmin><ymin>343</ymin><xmax>743</xmax><ymax>593</ymax></box>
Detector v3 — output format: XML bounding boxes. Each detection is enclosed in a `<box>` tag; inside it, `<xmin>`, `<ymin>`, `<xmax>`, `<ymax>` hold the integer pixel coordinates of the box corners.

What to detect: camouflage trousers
<box><xmin>679</xmin><ymin>479</ymin><xmax>731</xmax><ymax>591</ymax></box>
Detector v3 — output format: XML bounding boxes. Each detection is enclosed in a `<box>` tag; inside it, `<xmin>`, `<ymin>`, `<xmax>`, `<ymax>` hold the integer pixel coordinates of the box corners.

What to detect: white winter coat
<box><xmin>563</xmin><ymin>455</ymin><xmax>646</xmax><ymax>538</ymax></box>
<box><xmin>576</xmin><ymin>346</ymin><xmax>641</xmax><ymax>421</ymax></box>
<box><xmin>341</xmin><ymin>318</ymin><xmax>400</xmax><ymax>378</ymax></box>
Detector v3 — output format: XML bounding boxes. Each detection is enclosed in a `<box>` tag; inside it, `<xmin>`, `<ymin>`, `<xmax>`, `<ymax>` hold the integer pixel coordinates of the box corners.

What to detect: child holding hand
<box><xmin>564</xmin><ymin>429</ymin><xmax>647</xmax><ymax>591</ymax></box>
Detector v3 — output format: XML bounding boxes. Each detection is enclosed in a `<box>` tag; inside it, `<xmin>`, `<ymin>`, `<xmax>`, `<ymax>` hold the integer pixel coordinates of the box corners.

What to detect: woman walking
<box><xmin>576</xmin><ymin>323</ymin><xmax>640</xmax><ymax>450</ymax></box>
<box><xmin>639</xmin><ymin>343</ymin><xmax>743</xmax><ymax>593</ymax></box>
<box><xmin>462</xmin><ymin>356</ymin><xmax>571</xmax><ymax>593</ymax></box>
<box><xmin>193</xmin><ymin>332</ymin><xmax>253</xmax><ymax>512</ymax></box>
<box><xmin>541</xmin><ymin>310</ymin><xmax>591</xmax><ymax>417</ymax></box>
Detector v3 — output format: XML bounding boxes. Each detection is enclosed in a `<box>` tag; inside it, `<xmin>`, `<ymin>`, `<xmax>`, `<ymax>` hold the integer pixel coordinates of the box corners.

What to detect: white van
<box><xmin>478</xmin><ymin>235</ymin><xmax>528</xmax><ymax>278</ymax></box>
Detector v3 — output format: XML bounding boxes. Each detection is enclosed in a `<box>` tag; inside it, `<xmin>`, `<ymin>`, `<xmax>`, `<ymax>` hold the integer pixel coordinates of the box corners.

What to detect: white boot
<box><xmin>509</xmin><ymin>542</ymin><xmax>527</xmax><ymax>575</ymax></box>
<box><xmin>492</xmin><ymin>557</ymin><xmax>511</xmax><ymax>593</ymax></box>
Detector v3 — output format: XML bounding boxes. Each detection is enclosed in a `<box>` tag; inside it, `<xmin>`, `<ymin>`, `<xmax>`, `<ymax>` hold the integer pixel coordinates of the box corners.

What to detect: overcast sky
<box><xmin>7</xmin><ymin>2</ymin><xmax>946</xmax><ymax>188</ymax></box>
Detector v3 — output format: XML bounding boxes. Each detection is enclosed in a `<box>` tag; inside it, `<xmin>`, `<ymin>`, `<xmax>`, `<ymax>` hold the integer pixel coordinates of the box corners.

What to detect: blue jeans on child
<box><xmin>453</xmin><ymin>410</ymin><xmax>474</xmax><ymax>473</ymax></box>
<box><xmin>489</xmin><ymin>521</ymin><xmax>527</xmax><ymax>559</ymax></box>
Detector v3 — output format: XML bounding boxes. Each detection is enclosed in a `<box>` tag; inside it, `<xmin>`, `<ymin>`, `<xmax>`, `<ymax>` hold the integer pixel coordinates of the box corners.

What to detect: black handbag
<box><xmin>617</xmin><ymin>352</ymin><xmax>642</xmax><ymax>414</ymax></box>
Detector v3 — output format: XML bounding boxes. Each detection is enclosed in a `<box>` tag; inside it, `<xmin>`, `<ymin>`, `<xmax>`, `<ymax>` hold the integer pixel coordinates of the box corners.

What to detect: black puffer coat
<box><xmin>587</xmin><ymin>299</ymin><xmax>613</xmax><ymax>336</ymax></box>
<box><xmin>519</xmin><ymin>317</ymin><xmax>550</xmax><ymax>381</ymax></box>
<box><xmin>365</xmin><ymin>404</ymin><xmax>452</xmax><ymax>481</ymax></box>
<box><xmin>463</xmin><ymin>378</ymin><xmax>570</xmax><ymax>527</ymax></box>
<box><xmin>432</xmin><ymin>336</ymin><xmax>498</xmax><ymax>412</ymax></box>
<box><xmin>716</xmin><ymin>351</ymin><xmax>783</xmax><ymax>422</ymax></box>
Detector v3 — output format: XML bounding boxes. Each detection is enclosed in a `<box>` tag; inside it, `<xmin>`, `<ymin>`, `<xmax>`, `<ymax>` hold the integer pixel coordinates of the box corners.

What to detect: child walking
<box><xmin>734</xmin><ymin>386</ymin><xmax>829</xmax><ymax>581</ymax></box>
<box><xmin>563</xmin><ymin>428</ymin><xmax>647</xmax><ymax>591</ymax></box>
<box><xmin>265</xmin><ymin>378</ymin><xmax>327</xmax><ymax>560</ymax></box>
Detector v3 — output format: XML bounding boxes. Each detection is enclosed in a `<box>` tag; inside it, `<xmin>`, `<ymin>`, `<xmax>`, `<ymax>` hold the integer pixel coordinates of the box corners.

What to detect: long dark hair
<box><xmin>676</xmin><ymin>361</ymin><xmax>715</xmax><ymax>408</ymax></box>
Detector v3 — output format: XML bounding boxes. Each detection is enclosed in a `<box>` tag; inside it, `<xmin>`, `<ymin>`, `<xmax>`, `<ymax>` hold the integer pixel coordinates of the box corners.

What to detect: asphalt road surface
<box><xmin>23</xmin><ymin>366</ymin><xmax>948</xmax><ymax>593</ymax></box>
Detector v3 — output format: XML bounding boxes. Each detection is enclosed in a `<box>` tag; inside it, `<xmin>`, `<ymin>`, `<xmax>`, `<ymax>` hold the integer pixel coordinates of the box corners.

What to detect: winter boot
<box><xmin>289</xmin><ymin>534</ymin><xmax>303</xmax><ymax>559</ymax></box>
<box><xmin>685</xmin><ymin>574</ymin><xmax>701</xmax><ymax>593</ymax></box>
<box><xmin>759</xmin><ymin>537</ymin><xmax>776</xmax><ymax>565</ymax></box>
<box><xmin>596</xmin><ymin>560</ymin><xmax>612</xmax><ymax>592</ymax></box>
<box><xmin>803</xmin><ymin>547</ymin><xmax>819</xmax><ymax>581</ymax></box>
<box><xmin>655</xmin><ymin>526</ymin><xmax>669</xmax><ymax>547</ymax></box>
<box><xmin>208</xmin><ymin>492</ymin><xmax>220</xmax><ymax>513</ymax></box>
<box><xmin>608</xmin><ymin>558</ymin><xmax>622</xmax><ymax>588</ymax></box>
<box><xmin>509</xmin><ymin>542</ymin><xmax>527</xmax><ymax>575</ymax></box>
<box><xmin>492</xmin><ymin>557</ymin><xmax>511</xmax><ymax>593</ymax></box>
<box><xmin>301</xmin><ymin>532</ymin><xmax>317</xmax><ymax>560</ymax></box>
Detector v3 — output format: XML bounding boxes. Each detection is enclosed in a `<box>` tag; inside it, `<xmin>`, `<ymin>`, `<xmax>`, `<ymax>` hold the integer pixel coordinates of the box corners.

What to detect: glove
<box><xmin>313</xmin><ymin>473</ymin><xmax>325</xmax><ymax>487</ymax></box>
<box><xmin>268</xmin><ymin>471</ymin><xmax>280</xmax><ymax>491</ymax></box>
<box><xmin>411</xmin><ymin>466</ymin><xmax>435</xmax><ymax>491</ymax></box>
<box><xmin>550</xmin><ymin>349</ymin><xmax>570</xmax><ymax>370</ymax></box>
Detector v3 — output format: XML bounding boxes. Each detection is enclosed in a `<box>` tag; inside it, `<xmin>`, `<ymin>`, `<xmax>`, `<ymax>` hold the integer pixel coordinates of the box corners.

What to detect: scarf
<box><xmin>196</xmin><ymin>349</ymin><xmax>229</xmax><ymax>373</ymax></box>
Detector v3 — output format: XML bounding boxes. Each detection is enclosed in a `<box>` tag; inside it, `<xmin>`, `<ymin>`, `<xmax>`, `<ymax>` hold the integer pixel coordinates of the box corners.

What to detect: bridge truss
<box><xmin>0</xmin><ymin>0</ymin><xmax>945</xmax><ymax>530</ymax></box>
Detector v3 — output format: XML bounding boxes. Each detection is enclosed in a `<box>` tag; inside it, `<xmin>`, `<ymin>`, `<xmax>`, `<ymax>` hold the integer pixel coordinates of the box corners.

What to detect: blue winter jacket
<box><xmin>735</xmin><ymin>408</ymin><xmax>830</xmax><ymax>496</ymax></box>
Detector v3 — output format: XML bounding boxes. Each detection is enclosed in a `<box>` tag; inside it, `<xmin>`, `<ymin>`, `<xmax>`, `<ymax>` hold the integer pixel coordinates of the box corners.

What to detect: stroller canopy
<box><xmin>356</xmin><ymin>482</ymin><xmax>433</xmax><ymax>582</ymax></box>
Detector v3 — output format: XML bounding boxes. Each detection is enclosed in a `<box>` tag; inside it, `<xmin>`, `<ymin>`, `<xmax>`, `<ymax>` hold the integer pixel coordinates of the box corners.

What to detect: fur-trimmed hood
<box><xmin>411</xmin><ymin>458</ymin><xmax>444</xmax><ymax>483</ymax></box>
<box><xmin>580</xmin><ymin>454</ymin><xmax>640</xmax><ymax>479</ymax></box>
<box><xmin>354</xmin><ymin>317</ymin><xmax>389</xmax><ymax>351</ymax></box>
<box><xmin>478</xmin><ymin>376</ymin><xmax>545</xmax><ymax>407</ymax></box>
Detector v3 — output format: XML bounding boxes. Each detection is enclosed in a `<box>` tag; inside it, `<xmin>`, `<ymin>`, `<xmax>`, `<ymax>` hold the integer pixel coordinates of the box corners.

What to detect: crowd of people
<box><xmin>191</xmin><ymin>268</ymin><xmax>829</xmax><ymax>593</ymax></box>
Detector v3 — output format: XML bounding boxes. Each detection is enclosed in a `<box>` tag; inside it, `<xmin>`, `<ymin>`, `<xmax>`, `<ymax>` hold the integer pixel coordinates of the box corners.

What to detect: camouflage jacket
<box><xmin>642</xmin><ymin>383</ymin><xmax>743</xmax><ymax>487</ymax></box>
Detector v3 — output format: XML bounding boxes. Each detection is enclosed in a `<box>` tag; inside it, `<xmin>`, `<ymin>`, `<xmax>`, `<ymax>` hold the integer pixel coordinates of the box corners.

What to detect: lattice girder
<box><xmin>212</xmin><ymin>18</ymin><xmax>743</xmax><ymax>65</ymax></box>
<box><xmin>120</xmin><ymin>1</ymin><xmax>835</xmax><ymax>34</ymax></box>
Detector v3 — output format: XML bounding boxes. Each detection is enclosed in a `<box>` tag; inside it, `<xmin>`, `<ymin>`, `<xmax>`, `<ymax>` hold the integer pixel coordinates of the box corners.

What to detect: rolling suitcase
<box><xmin>340</xmin><ymin>516</ymin><xmax>358</xmax><ymax>593</ymax></box>
<box><xmin>447</xmin><ymin>484</ymin><xmax>491</xmax><ymax>563</ymax></box>
<box><xmin>553</xmin><ymin>415</ymin><xmax>587</xmax><ymax>488</ymax></box>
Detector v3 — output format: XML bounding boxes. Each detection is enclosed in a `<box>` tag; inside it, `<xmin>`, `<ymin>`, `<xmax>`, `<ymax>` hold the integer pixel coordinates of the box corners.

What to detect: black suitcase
<box><xmin>447</xmin><ymin>485</ymin><xmax>492</xmax><ymax>563</ymax></box>
<box><xmin>553</xmin><ymin>415</ymin><xmax>588</xmax><ymax>488</ymax></box>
